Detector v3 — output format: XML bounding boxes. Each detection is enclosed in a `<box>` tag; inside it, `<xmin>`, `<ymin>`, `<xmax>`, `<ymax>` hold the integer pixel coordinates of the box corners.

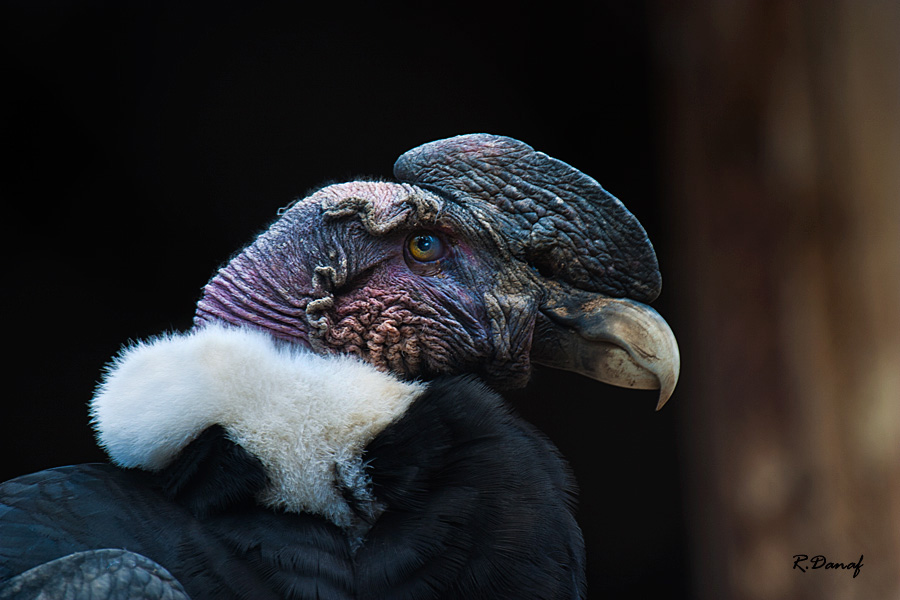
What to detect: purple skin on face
<box><xmin>194</xmin><ymin>181</ymin><xmax>538</xmax><ymax>387</ymax></box>
<box><xmin>324</xmin><ymin>267</ymin><xmax>487</xmax><ymax>378</ymax></box>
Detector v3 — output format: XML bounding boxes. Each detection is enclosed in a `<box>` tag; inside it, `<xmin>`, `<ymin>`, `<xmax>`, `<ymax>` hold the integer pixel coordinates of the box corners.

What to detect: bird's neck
<box><xmin>89</xmin><ymin>324</ymin><xmax>426</xmax><ymax>534</ymax></box>
<box><xmin>194</xmin><ymin>242</ymin><xmax>316</xmax><ymax>347</ymax></box>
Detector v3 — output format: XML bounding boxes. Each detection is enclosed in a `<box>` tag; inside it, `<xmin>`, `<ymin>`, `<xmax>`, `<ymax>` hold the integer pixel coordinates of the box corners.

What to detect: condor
<box><xmin>0</xmin><ymin>134</ymin><xmax>679</xmax><ymax>600</ymax></box>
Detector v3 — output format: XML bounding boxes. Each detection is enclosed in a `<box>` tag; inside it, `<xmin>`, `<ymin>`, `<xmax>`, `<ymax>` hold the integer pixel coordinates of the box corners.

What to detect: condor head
<box><xmin>194</xmin><ymin>134</ymin><xmax>679</xmax><ymax>408</ymax></box>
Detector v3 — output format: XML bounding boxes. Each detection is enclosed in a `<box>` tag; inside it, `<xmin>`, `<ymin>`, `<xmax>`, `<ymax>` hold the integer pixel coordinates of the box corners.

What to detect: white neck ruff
<box><xmin>89</xmin><ymin>324</ymin><xmax>425</xmax><ymax>529</ymax></box>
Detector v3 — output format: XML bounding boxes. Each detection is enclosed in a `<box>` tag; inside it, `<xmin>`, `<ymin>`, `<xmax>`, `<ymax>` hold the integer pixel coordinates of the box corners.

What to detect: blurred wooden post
<box><xmin>653</xmin><ymin>1</ymin><xmax>900</xmax><ymax>599</ymax></box>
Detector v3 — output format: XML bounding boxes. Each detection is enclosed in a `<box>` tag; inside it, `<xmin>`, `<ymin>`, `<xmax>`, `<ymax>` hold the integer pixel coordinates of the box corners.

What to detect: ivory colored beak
<box><xmin>532</xmin><ymin>292</ymin><xmax>680</xmax><ymax>410</ymax></box>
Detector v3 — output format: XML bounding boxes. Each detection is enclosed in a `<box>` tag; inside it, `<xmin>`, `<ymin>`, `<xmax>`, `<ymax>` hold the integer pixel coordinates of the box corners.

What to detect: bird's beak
<box><xmin>531</xmin><ymin>286</ymin><xmax>680</xmax><ymax>410</ymax></box>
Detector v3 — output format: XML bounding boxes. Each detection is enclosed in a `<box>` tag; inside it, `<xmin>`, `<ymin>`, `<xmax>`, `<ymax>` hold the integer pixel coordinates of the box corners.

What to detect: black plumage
<box><xmin>1</xmin><ymin>378</ymin><xmax>583</xmax><ymax>599</ymax></box>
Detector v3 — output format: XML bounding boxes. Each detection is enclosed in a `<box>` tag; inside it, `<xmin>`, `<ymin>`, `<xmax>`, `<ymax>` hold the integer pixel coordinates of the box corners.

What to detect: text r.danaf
<box><xmin>793</xmin><ymin>554</ymin><xmax>863</xmax><ymax>578</ymax></box>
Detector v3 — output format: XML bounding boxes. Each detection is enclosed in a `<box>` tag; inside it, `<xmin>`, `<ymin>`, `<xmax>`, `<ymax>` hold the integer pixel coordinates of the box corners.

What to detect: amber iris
<box><xmin>408</xmin><ymin>233</ymin><xmax>444</xmax><ymax>262</ymax></box>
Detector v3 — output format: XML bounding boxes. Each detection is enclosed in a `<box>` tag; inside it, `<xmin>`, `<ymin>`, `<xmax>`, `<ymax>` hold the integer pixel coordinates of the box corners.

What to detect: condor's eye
<box><xmin>407</xmin><ymin>232</ymin><xmax>446</xmax><ymax>262</ymax></box>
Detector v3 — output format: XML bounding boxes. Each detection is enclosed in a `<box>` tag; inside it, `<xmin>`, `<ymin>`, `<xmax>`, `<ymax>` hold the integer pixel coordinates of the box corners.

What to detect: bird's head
<box><xmin>194</xmin><ymin>134</ymin><xmax>679</xmax><ymax>407</ymax></box>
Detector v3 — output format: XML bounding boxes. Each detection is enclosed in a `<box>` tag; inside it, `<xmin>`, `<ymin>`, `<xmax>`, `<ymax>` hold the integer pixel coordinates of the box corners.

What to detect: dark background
<box><xmin>2</xmin><ymin>2</ymin><xmax>687</xmax><ymax>598</ymax></box>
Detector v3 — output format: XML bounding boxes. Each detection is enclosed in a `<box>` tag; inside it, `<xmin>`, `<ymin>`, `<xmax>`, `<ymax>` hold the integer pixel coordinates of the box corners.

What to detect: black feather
<box><xmin>159</xmin><ymin>425</ymin><xmax>269</xmax><ymax>518</ymax></box>
<box><xmin>358</xmin><ymin>376</ymin><xmax>586</xmax><ymax>600</ymax></box>
<box><xmin>0</xmin><ymin>466</ymin><xmax>354</xmax><ymax>598</ymax></box>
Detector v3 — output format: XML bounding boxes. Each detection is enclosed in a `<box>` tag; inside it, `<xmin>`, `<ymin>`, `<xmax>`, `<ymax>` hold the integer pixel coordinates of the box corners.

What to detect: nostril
<box><xmin>527</xmin><ymin>257</ymin><xmax>558</xmax><ymax>280</ymax></box>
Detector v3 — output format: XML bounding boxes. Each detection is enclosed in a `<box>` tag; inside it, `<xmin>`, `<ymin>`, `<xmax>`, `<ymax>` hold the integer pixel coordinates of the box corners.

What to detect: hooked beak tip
<box><xmin>656</xmin><ymin>388</ymin><xmax>673</xmax><ymax>411</ymax></box>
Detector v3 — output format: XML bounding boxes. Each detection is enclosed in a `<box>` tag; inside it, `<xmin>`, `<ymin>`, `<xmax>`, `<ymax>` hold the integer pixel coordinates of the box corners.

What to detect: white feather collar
<box><xmin>89</xmin><ymin>324</ymin><xmax>425</xmax><ymax>529</ymax></box>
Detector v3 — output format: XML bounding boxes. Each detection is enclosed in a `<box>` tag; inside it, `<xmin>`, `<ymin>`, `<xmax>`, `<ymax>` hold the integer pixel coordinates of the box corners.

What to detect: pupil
<box><xmin>417</xmin><ymin>236</ymin><xmax>433</xmax><ymax>252</ymax></box>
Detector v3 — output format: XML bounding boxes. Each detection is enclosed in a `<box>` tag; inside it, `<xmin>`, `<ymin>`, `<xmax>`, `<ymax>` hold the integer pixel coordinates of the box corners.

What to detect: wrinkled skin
<box><xmin>197</xmin><ymin>181</ymin><xmax>539</xmax><ymax>387</ymax></box>
<box><xmin>196</xmin><ymin>134</ymin><xmax>678</xmax><ymax>396</ymax></box>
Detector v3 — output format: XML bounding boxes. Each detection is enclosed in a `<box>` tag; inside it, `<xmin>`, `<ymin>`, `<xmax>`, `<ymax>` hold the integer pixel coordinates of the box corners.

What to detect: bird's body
<box><xmin>0</xmin><ymin>134</ymin><xmax>678</xmax><ymax>599</ymax></box>
<box><xmin>2</xmin><ymin>328</ymin><xmax>582</xmax><ymax>599</ymax></box>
